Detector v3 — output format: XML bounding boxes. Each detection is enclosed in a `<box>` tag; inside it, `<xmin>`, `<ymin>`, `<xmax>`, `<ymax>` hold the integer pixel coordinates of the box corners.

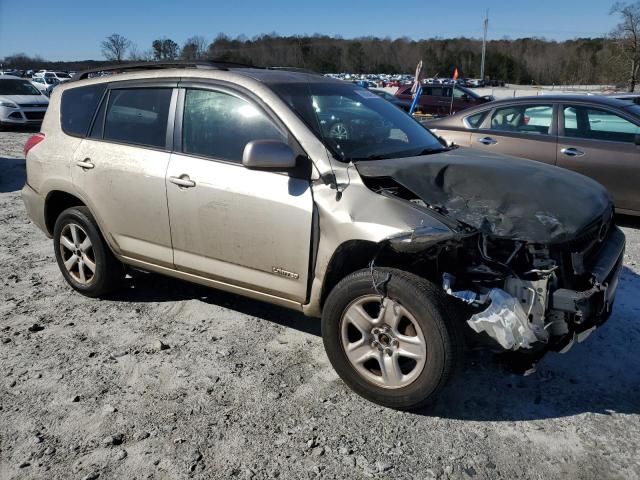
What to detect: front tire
<box><xmin>322</xmin><ymin>268</ymin><xmax>463</xmax><ymax>410</ymax></box>
<box><xmin>53</xmin><ymin>206</ymin><xmax>123</xmax><ymax>297</ymax></box>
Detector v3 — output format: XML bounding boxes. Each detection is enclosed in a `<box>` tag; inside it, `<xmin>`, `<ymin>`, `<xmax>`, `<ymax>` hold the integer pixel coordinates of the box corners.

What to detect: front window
<box><xmin>271</xmin><ymin>82</ymin><xmax>446</xmax><ymax>161</ymax></box>
<box><xmin>182</xmin><ymin>88</ymin><xmax>287</xmax><ymax>163</ymax></box>
<box><xmin>465</xmin><ymin>111</ymin><xmax>489</xmax><ymax>128</ymax></box>
<box><xmin>490</xmin><ymin>104</ymin><xmax>553</xmax><ymax>135</ymax></box>
<box><xmin>0</xmin><ymin>79</ymin><xmax>41</xmax><ymax>96</ymax></box>
<box><xmin>564</xmin><ymin>106</ymin><xmax>640</xmax><ymax>142</ymax></box>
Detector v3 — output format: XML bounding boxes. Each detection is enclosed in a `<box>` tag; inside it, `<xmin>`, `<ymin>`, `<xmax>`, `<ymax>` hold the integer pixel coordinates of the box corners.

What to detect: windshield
<box><xmin>0</xmin><ymin>79</ymin><xmax>41</xmax><ymax>95</ymax></box>
<box><xmin>55</xmin><ymin>72</ymin><xmax>71</xmax><ymax>78</ymax></box>
<box><xmin>271</xmin><ymin>82</ymin><xmax>446</xmax><ymax>161</ymax></box>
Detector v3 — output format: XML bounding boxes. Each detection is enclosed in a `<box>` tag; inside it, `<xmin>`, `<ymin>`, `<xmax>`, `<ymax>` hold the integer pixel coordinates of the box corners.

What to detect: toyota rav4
<box><xmin>22</xmin><ymin>62</ymin><xmax>625</xmax><ymax>410</ymax></box>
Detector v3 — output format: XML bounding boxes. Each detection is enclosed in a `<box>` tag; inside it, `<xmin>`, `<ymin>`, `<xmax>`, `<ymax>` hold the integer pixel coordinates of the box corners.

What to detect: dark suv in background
<box><xmin>395</xmin><ymin>84</ymin><xmax>494</xmax><ymax>116</ymax></box>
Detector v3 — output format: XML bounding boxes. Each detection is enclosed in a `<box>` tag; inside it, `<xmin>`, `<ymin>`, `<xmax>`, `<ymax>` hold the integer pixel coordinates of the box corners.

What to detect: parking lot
<box><xmin>0</xmin><ymin>129</ymin><xmax>639</xmax><ymax>479</ymax></box>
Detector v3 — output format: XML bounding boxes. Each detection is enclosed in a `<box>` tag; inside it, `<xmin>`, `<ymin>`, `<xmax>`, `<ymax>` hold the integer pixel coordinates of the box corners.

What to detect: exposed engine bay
<box><xmin>355</xmin><ymin>151</ymin><xmax>625</xmax><ymax>358</ymax></box>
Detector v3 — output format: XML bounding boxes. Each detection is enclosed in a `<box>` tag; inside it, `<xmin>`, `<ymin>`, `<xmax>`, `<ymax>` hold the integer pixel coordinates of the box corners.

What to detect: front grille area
<box><xmin>566</xmin><ymin>219</ymin><xmax>602</xmax><ymax>253</ymax></box>
<box><xmin>556</xmin><ymin>209</ymin><xmax>615</xmax><ymax>284</ymax></box>
<box><xmin>19</xmin><ymin>103</ymin><xmax>47</xmax><ymax>108</ymax></box>
<box><xmin>24</xmin><ymin>111</ymin><xmax>45</xmax><ymax>120</ymax></box>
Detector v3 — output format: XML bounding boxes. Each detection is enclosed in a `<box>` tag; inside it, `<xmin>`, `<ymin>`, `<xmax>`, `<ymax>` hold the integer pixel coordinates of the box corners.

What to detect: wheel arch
<box><xmin>44</xmin><ymin>190</ymin><xmax>87</xmax><ymax>236</ymax></box>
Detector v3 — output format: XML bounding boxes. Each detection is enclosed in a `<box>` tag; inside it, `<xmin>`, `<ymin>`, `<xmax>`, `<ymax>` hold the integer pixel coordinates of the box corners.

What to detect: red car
<box><xmin>395</xmin><ymin>84</ymin><xmax>494</xmax><ymax>116</ymax></box>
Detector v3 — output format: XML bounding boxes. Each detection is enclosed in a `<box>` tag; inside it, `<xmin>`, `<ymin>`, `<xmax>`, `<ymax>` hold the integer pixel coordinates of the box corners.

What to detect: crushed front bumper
<box><xmin>550</xmin><ymin>226</ymin><xmax>625</xmax><ymax>338</ymax></box>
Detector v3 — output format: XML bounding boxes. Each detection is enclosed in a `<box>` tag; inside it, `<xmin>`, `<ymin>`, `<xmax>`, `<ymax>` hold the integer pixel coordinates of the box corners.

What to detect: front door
<box><xmin>166</xmin><ymin>87</ymin><xmax>314</xmax><ymax>302</ymax></box>
<box><xmin>71</xmin><ymin>87</ymin><xmax>175</xmax><ymax>266</ymax></box>
<box><xmin>470</xmin><ymin>103</ymin><xmax>558</xmax><ymax>165</ymax></box>
<box><xmin>557</xmin><ymin>104</ymin><xmax>640</xmax><ymax>213</ymax></box>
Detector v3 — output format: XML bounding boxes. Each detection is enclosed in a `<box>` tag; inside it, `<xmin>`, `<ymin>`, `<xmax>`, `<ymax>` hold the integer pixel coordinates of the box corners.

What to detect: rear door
<box><xmin>166</xmin><ymin>85</ymin><xmax>314</xmax><ymax>302</ymax></box>
<box><xmin>422</xmin><ymin>86</ymin><xmax>449</xmax><ymax>116</ymax></box>
<box><xmin>469</xmin><ymin>102</ymin><xmax>558</xmax><ymax>165</ymax></box>
<box><xmin>557</xmin><ymin>104</ymin><xmax>640</xmax><ymax>213</ymax></box>
<box><xmin>71</xmin><ymin>85</ymin><xmax>176</xmax><ymax>266</ymax></box>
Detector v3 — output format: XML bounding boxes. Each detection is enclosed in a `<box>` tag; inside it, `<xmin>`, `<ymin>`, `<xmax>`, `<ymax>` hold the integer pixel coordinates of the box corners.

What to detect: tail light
<box><xmin>24</xmin><ymin>133</ymin><xmax>45</xmax><ymax>156</ymax></box>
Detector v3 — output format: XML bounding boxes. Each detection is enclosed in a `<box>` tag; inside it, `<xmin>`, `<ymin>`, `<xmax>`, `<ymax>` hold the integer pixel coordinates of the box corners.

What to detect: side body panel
<box><xmin>71</xmin><ymin>139</ymin><xmax>173</xmax><ymax>266</ymax></box>
<box><xmin>556</xmin><ymin>136</ymin><xmax>639</xmax><ymax>212</ymax></box>
<box><xmin>556</xmin><ymin>103</ymin><xmax>640</xmax><ymax>213</ymax></box>
<box><xmin>469</xmin><ymin>129</ymin><xmax>558</xmax><ymax>164</ymax></box>
<box><xmin>166</xmin><ymin>153</ymin><xmax>314</xmax><ymax>301</ymax></box>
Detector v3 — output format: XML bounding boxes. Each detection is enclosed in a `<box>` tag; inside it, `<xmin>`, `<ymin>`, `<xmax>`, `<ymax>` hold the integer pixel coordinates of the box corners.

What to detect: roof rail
<box><xmin>267</xmin><ymin>66</ymin><xmax>319</xmax><ymax>74</ymax></box>
<box><xmin>72</xmin><ymin>60</ymin><xmax>260</xmax><ymax>81</ymax></box>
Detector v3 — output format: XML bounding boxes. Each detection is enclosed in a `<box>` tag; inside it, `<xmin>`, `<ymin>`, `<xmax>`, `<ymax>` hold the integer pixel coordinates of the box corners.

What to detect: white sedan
<box><xmin>0</xmin><ymin>75</ymin><xmax>49</xmax><ymax>129</ymax></box>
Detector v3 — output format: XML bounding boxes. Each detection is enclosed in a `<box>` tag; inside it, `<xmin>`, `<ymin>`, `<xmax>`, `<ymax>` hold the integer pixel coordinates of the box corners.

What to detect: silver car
<box><xmin>22</xmin><ymin>63</ymin><xmax>625</xmax><ymax>409</ymax></box>
<box><xmin>0</xmin><ymin>75</ymin><xmax>48</xmax><ymax>128</ymax></box>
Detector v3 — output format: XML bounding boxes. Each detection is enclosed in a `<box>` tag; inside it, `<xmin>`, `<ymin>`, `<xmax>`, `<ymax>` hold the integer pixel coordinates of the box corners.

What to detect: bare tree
<box><xmin>101</xmin><ymin>34</ymin><xmax>131</xmax><ymax>63</ymax></box>
<box><xmin>611</xmin><ymin>2</ymin><xmax>640</xmax><ymax>91</ymax></box>
<box><xmin>181</xmin><ymin>36</ymin><xmax>208</xmax><ymax>60</ymax></box>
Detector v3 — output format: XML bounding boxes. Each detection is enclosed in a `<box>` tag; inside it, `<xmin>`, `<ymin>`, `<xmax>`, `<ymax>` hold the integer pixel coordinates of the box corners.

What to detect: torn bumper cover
<box><xmin>551</xmin><ymin>226</ymin><xmax>625</xmax><ymax>325</ymax></box>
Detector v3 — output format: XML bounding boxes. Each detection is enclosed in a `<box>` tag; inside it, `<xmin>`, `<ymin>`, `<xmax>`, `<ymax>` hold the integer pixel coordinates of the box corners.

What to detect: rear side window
<box><xmin>182</xmin><ymin>89</ymin><xmax>286</xmax><ymax>163</ymax></box>
<box><xmin>103</xmin><ymin>88</ymin><xmax>172</xmax><ymax>148</ymax></box>
<box><xmin>564</xmin><ymin>106</ymin><xmax>640</xmax><ymax>143</ymax></box>
<box><xmin>61</xmin><ymin>85</ymin><xmax>106</xmax><ymax>137</ymax></box>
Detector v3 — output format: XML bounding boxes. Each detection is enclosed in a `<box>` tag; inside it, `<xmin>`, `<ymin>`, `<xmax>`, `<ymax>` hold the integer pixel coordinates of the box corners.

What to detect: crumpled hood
<box><xmin>355</xmin><ymin>148</ymin><xmax>612</xmax><ymax>244</ymax></box>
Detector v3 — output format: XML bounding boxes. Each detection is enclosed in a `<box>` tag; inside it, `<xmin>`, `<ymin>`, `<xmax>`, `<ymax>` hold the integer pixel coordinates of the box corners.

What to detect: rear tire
<box><xmin>53</xmin><ymin>206</ymin><xmax>123</xmax><ymax>297</ymax></box>
<box><xmin>322</xmin><ymin>268</ymin><xmax>463</xmax><ymax>410</ymax></box>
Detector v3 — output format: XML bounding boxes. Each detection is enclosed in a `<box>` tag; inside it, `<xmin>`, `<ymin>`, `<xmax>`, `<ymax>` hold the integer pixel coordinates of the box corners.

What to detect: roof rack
<box><xmin>72</xmin><ymin>60</ymin><xmax>260</xmax><ymax>81</ymax></box>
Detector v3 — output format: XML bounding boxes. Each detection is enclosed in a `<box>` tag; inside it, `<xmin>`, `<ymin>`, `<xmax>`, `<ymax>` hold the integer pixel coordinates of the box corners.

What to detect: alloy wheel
<box><xmin>59</xmin><ymin>223</ymin><xmax>96</xmax><ymax>285</ymax></box>
<box><xmin>340</xmin><ymin>295</ymin><xmax>427</xmax><ymax>389</ymax></box>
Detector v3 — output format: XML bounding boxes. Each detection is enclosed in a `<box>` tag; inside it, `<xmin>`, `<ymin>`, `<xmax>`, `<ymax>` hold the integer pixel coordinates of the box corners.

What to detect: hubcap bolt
<box><xmin>385</xmin><ymin>348</ymin><xmax>393</xmax><ymax>356</ymax></box>
<box><xmin>391</xmin><ymin>340</ymin><xmax>399</xmax><ymax>347</ymax></box>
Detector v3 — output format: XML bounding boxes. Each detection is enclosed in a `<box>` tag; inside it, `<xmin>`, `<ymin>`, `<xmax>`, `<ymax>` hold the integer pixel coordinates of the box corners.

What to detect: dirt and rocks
<box><xmin>1</xmin><ymin>130</ymin><xmax>639</xmax><ymax>480</ymax></box>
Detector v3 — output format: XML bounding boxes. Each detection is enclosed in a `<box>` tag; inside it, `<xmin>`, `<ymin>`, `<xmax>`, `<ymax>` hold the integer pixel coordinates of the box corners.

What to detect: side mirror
<box><xmin>461</xmin><ymin>93</ymin><xmax>470</xmax><ymax>102</ymax></box>
<box><xmin>635</xmin><ymin>133</ymin><xmax>640</xmax><ymax>146</ymax></box>
<box><xmin>242</xmin><ymin>140</ymin><xmax>296</xmax><ymax>169</ymax></box>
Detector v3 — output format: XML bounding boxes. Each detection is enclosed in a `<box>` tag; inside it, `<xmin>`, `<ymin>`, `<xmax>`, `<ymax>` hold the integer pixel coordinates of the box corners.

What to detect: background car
<box><xmin>30</xmin><ymin>76</ymin><xmax>60</xmax><ymax>95</ymax></box>
<box><xmin>370</xmin><ymin>89</ymin><xmax>412</xmax><ymax>112</ymax></box>
<box><xmin>426</xmin><ymin>95</ymin><xmax>640</xmax><ymax>215</ymax></box>
<box><xmin>313</xmin><ymin>93</ymin><xmax>391</xmax><ymax>141</ymax></box>
<box><xmin>0</xmin><ymin>75</ymin><xmax>48</xmax><ymax>129</ymax></box>
<box><xmin>33</xmin><ymin>71</ymin><xmax>72</xmax><ymax>83</ymax></box>
<box><xmin>395</xmin><ymin>83</ymin><xmax>494</xmax><ymax>116</ymax></box>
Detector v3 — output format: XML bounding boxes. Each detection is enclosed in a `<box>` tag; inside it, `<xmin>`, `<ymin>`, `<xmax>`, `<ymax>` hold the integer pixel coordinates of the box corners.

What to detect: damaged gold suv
<box><xmin>22</xmin><ymin>62</ymin><xmax>625</xmax><ymax>410</ymax></box>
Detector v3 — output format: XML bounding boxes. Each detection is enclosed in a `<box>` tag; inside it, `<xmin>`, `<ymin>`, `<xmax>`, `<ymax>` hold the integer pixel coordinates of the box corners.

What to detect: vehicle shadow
<box><xmin>110</xmin><ymin>269</ymin><xmax>320</xmax><ymax>337</ymax></box>
<box><xmin>117</xmin><ymin>265</ymin><xmax>640</xmax><ymax>421</ymax></box>
<box><xmin>0</xmin><ymin>157</ymin><xmax>26</xmax><ymax>193</ymax></box>
<box><xmin>427</xmin><ymin>265</ymin><xmax>640</xmax><ymax>421</ymax></box>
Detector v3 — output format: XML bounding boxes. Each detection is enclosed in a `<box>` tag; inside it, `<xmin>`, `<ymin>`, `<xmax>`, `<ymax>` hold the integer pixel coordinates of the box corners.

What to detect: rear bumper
<box><xmin>22</xmin><ymin>183</ymin><xmax>50</xmax><ymax>237</ymax></box>
<box><xmin>551</xmin><ymin>226</ymin><xmax>625</xmax><ymax>332</ymax></box>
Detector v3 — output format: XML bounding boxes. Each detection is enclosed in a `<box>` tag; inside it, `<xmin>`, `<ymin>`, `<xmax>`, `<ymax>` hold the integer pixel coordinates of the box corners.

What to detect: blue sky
<box><xmin>0</xmin><ymin>0</ymin><xmax>621</xmax><ymax>61</ymax></box>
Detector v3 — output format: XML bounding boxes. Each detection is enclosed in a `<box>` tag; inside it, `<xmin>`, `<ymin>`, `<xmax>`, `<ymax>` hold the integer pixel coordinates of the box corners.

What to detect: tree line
<box><xmin>2</xmin><ymin>2</ymin><xmax>639</xmax><ymax>89</ymax></box>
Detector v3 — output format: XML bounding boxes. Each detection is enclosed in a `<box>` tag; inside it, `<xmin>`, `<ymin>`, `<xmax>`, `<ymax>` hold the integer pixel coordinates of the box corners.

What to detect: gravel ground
<box><xmin>1</xmin><ymin>130</ymin><xmax>639</xmax><ymax>480</ymax></box>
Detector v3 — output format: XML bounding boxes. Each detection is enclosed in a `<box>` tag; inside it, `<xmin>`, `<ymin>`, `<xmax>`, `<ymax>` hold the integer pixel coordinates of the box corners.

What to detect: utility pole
<box><xmin>480</xmin><ymin>9</ymin><xmax>489</xmax><ymax>81</ymax></box>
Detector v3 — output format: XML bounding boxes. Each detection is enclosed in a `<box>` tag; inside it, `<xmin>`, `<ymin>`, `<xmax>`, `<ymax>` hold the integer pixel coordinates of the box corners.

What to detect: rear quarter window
<box><xmin>61</xmin><ymin>85</ymin><xmax>106</xmax><ymax>137</ymax></box>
